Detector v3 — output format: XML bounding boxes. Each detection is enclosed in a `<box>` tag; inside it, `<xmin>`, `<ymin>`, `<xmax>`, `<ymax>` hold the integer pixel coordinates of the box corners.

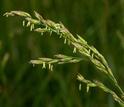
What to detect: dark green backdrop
<box><xmin>0</xmin><ymin>0</ymin><xmax>124</xmax><ymax>107</ymax></box>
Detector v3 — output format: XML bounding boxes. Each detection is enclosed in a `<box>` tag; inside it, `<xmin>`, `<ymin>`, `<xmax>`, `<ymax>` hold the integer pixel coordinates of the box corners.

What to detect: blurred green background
<box><xmin>0</xmin><ymin>0</ymin><xmax>124</xmax><ymax>107</ymax></box>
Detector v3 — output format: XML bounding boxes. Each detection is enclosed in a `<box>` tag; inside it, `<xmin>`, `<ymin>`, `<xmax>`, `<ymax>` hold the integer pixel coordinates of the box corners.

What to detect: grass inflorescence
<box><xmin>4</xmin><ymin>11</ymin><xmax>124</xmax><ymax>106</ymax></box>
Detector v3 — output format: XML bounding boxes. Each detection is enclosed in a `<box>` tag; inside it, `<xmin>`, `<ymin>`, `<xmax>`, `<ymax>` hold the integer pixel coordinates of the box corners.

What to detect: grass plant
<box><xmin>4</xmin><ymin>11</ymin><xmax>124</xmax><ymax>106</ymax></box>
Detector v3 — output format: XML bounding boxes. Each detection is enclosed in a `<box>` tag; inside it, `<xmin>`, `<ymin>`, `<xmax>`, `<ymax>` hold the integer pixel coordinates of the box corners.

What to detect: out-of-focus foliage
<box><xmin>0</xmin><ymin>0</ymin><xmax>124</xmax><ymax>107</ymax></box>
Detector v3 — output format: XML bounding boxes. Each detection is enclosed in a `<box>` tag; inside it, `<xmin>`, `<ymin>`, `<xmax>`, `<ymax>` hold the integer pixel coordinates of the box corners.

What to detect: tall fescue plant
<box><xmin>4</xmin><ymin>11</ymin><xmax>124</xmax><ymax>106</ymax></box>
